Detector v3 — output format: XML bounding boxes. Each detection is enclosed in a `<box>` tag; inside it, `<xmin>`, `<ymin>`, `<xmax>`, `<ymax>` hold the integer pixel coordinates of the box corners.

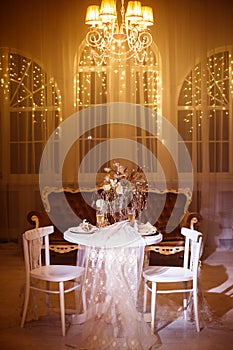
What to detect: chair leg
<box><xmin>46</xmin><ymin>281</ymin><xmax>50</xmax><ymax>315</ymax></box>
<box><xmin>151</xmin><ymin>282</ymin><xmax>157</xmax><ymax>331</ymax></box>
<box><xmin>20</xmin><ymin>280</ymin><xmax>30</xmax><ymax>328</ymax></box>
<box><xmin>193</xmin><ymin>282</ymin><xmax>200</xmax><ymax>332</ymax></box>
<box><xmin>59</xmin><ymin>282</ymin><xmax>66</xmax><ymax>336</ymax></box>
<box><xmin>82</xmin><ymin>286</ymin><xmax>87</xmax><ymax>314</ymax></box>
<box><xmin>183</xmin><ymin>281</ymin><xmax>188</xmax><ymax>320</ymax></box>
<box><xmin>143</xmin><ymin>280</ymin><xmax>148</xmax><ymax>313</ymax></box>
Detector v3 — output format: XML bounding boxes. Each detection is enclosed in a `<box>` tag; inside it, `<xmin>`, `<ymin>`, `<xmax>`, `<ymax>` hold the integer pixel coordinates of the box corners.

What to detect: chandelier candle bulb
<box><xmin>125</xmin><ymin>1</ymin><xmax>143</xmax><ymax>22</ymax></box>
<box><xmin>100</xmin><ymin>0</ymin><xmax>117</xmax><ymax>21</ymax></box>
<box><xmin>141</xmin><ymin>6</ymin><xmax>154</xmax><ymax>26</ymax></box>
<box><xmin>85</xmin><ymin>6</ymin><xmax>101</xmax><ymax>25</ymax></box>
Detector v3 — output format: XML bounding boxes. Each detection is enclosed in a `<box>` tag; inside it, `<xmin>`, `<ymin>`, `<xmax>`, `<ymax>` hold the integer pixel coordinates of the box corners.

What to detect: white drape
<box><xmin>68</xmin><ymin>221</ymin><xmax>159</xmax><ymax>349</ymax></box>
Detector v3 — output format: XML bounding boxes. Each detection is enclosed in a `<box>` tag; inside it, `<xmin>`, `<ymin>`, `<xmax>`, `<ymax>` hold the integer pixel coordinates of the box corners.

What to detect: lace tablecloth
<box><xmin>64</xmin><ymin>220</ymin><xmax>162</xmax><ymax>248</ymax></box>
<box><xmin>64</xmin><ymin>221</ymin><xmax>161</xmax><ymax>349</ymax></box>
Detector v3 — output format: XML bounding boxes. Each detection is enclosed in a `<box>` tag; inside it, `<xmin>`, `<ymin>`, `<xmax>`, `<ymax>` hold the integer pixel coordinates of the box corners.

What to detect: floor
<box><xmin>0</xmin><ymin>242</ymin><xmax>233</xmax><ymax>350</ymax></box>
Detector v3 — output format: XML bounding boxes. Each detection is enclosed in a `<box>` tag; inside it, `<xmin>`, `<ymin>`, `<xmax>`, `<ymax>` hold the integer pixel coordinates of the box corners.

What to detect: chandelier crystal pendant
<box><xmin>85</xmin><ymin>0</ymin><xmax>154</xmax><ymax>65</ymax></box>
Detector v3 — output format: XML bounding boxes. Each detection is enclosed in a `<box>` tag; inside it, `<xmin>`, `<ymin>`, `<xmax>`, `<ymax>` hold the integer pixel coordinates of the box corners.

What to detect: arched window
<box><xmin>74</xmin><ymin>41</ymin><xmax>162</xmax><ymax>174</ymax></box>
<box><xmin>178</xmin><ymin>48</ymin><xmax>232</xmax><ymax>174</ymax></box>
<box><xmin>0</xmin><ymin>48</ymin><xmax>62</xmax><ymax>179</ymax></box>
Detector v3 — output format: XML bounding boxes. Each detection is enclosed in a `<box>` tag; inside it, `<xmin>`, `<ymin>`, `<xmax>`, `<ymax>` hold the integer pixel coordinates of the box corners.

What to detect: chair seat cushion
<box><xmin>30</xmin><ymin>265</ymin><xmax>84</xmax><ymax>282</ymax></box>
<box><xmin>143</xmin><ymin>266</ymin><xmax>194</xmax><ymax>283</ymax></box>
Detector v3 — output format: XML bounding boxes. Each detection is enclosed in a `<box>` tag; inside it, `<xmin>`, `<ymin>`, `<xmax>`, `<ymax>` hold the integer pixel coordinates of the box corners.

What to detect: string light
<box><xmin>75</xmin><ymin>43</ymin><xmax>161</xmax><ymax>112</ymax></box>
<box><xmin>0</xmin><ymin>50</ymin><xmax>63</xmax><ymax>173</ymax></box>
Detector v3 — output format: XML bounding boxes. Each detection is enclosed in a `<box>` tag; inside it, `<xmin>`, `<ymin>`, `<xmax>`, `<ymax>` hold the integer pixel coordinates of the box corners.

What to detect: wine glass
<box><xmin>127</xmin><ymin>207</ymin><xmax>136</xmax><ymax>226</ymax></box>
<box><xmin>96</xmin><ymin>209</ymin><xmax>105</xmax><ymax>228</ymax></box>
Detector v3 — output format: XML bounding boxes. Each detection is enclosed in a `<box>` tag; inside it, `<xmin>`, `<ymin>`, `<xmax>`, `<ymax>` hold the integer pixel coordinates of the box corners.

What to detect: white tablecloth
<box><xmin>64</xmin><ymin>220</ymin><xmax>163</xmax><ymax>248</ymax></box>
<box><xmin>64</xmin><ymin>221</ymin><xmax>161</xmax><ymax>349</ymax></box>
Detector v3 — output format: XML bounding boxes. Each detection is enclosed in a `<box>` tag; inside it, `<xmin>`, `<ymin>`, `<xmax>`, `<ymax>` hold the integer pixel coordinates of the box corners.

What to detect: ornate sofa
<box><xmin>27</xmin><ymin>187</ymin><xmax>202</xmax><ymax>265</ymax></box>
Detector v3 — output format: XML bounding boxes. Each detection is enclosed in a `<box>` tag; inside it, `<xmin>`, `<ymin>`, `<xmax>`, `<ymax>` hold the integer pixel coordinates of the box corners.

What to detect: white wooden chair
<box><xmin>143</xmin><ymin>227</ymin><xmax>203</xmax><ymax>332</ymax></box>
<box><xmin>20</xmin><ymin>226</ymin><xmax>84</xmax><ymax>336</ymax></box>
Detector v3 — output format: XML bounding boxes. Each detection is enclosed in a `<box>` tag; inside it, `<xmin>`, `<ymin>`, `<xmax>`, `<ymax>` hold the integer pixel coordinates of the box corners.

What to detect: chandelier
<box><xmin>85</xmin><ymin>0</ymin><xmax>154</xmax><ymax>65</ymax></box>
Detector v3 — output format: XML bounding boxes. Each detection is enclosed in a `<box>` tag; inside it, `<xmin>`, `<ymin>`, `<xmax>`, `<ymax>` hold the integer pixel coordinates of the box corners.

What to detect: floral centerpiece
<box><xmin>93</xmin><ymin>161</ymin><xmax>148</xmax><ymax>223</ymax></box>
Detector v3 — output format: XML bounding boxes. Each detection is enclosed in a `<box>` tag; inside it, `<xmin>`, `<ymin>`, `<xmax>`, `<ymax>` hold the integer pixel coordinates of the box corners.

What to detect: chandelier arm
<box><xmin>138</xmin><ymin>31</ymin><xmax>153</xmax><ymax>49</ymax></box>
<box><xmin>86</xmin><ymin>30</ymin><xmax>103</xmax><ymax>48</ymax></box>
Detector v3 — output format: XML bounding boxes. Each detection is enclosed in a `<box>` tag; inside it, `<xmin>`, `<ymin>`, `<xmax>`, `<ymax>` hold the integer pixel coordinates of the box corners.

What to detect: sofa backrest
<box><xmin>142</xmin><ymin>189</ymin><xmax>192</xmax><ymax>234</ymax></box>
<box><xmin>41</xmin><ymin>186</ymin><xmax>192</xmax><ymax>235</ymax></box>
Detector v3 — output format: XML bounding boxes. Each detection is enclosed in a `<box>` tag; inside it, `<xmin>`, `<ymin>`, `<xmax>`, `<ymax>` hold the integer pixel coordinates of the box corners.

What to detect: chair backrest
<box><xmin>181</xmin><ymin>227</ymin><xmax>202</xmax><ymax>270</ymax></box>
<box><xmin>190</xmin><ymin>239</ymin><xmax>202</xmax><ymax>277</ymax></box>
<box><xmin>22</xmin><ymin>226</ymin><xmax>54</xmax><ymax>271</ymax></box>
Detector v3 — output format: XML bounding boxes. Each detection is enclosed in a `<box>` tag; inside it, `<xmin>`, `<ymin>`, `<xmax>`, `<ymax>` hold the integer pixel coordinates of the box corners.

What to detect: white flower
<box><xmin>116</xmin><ymin>183</ymin><xmax>123</xmax><ymax>194</ymax></box>
<box><xmin>105</xmin><ymin>175</ymin><xmax>110</xmax><ymax>182</ymax></box>
<box><xmin>118</xmin><ymin>165</ymin><xmax>125</xmax><ymax>174</ymax></box>
<box><xmin>103</xmin><ymin>184</ymin><xmax>111</xmax><ymax>191</ymax></box>
<box><xmin>110</xmin><ymin>179</ymin><xmax>117</xmax><ymax>187</ymax></box>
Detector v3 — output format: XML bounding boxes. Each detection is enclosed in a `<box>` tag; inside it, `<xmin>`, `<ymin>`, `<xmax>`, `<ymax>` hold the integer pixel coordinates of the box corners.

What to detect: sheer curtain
<box><xmin>0</xmin><ymin>0</ymin><xmax>232</xmax><ymax>252</ymax></box>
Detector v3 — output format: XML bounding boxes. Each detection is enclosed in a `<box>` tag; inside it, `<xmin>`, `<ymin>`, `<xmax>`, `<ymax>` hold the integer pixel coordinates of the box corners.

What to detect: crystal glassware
<box><xmin>127</xmin><ymin>207</ymin><xmax>136</xmax><ymax>225</ymax></box>
<box><xmin>96</xmin><ymin>209</ymin><xmax>105</xmax><ymax>228</ymax></box>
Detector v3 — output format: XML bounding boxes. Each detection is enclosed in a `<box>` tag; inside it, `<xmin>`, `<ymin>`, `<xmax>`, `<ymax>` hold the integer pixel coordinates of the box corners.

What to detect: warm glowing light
<box><xmin>125</xmin><ymin>1</ymin><xmax>142</xmax><ymax>22</ymax></box>
<box><xmin>85</xmin><ymin>5</ymin><xmax>101</xmax><ymax>25</ymax></box>
<box><xmin>141</xmin><ymin>6</ymin><xmax>154</xmax><ymax>26</ymax></box>
<box><xmin>100</xmin><ymin>0</ymin><xmax>117</xmax><ymax>22</ymax></box>
<box><xmin>85</xmin><ymin>0</ymin><xmax>154</xmax><ymax>65</ymax></box>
